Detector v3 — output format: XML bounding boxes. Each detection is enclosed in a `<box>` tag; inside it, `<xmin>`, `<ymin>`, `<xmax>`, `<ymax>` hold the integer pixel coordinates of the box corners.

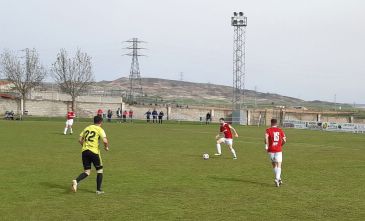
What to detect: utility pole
<box><xmin>124</xmin><ymin>38</ymin><xmax>146</xmax><ymax>104</ymax></box>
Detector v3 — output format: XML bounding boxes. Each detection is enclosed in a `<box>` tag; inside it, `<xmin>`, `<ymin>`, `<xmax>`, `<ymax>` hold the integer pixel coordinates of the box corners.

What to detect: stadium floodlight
<box><xmin>231</xmin><ymin>11</ymin><xmax>247</xmax><ymax>124</ymax></box>
<box><xmin>231</xmin><ymin>11</ymin><xmax>247</xmax><ymax>27</ymax></box>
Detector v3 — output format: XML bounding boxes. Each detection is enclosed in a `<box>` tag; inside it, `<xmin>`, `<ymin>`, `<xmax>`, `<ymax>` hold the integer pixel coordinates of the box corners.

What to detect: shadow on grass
<box><xmin>207</xmin><ymin>176</ymin><xmax>272</xmax><ymax>187</ymax></box>
<box><xmin>39</xmin><ymin>182</ymin><xmax>95</xmax><ymax>194</ymax></box>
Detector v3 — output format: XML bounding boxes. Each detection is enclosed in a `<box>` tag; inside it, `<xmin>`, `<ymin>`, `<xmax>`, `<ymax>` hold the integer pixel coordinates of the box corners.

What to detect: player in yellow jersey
<box><xmin>71</xmin><ymin>115</ymin><xmax>109</xmax><ymax>194</ymax></box>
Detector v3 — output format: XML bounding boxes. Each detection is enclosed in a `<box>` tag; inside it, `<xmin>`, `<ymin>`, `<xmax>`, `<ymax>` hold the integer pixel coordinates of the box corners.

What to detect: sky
<box><xmin>0</xmin><ymin>0</ymin><xmax>364</xmax><ymax>104</ymax></box>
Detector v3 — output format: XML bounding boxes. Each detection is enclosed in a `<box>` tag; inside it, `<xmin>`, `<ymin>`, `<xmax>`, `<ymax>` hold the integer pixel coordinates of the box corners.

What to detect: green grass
<box><xmin>0</xmin><ymin>120</ymin><xmax>364</xmax><ymax>220</ymax></box>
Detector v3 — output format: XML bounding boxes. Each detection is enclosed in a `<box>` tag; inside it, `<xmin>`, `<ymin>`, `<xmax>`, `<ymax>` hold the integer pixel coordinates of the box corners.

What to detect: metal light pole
<box><xmin>231</xmin><ymin>12</ymin><xmax>247</xmax><ymax>124</ymax></box>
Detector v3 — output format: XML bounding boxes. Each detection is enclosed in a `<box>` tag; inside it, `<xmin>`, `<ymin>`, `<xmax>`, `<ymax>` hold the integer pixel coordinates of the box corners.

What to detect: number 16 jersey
<box><xmin>80</xmin><ymin>125</ymin><xmax>107</xmax><ymax>154</ymax></box>
<box><xmin>266</xmin><ymin>127</ymin><xmax>286</xmax><ymax>153</ymax></box>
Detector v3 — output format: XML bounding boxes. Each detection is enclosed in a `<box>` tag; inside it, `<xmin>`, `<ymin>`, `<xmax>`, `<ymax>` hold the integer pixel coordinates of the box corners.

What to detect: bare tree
<box><xmin>51</xmin><ymin>49</ymin><xmax>94</xmax><ymax>111</ymax></box>
<box><xmin>0</xmin><ymin>48</ymin><xmax>47</xmax><ymax>115</ymax></box>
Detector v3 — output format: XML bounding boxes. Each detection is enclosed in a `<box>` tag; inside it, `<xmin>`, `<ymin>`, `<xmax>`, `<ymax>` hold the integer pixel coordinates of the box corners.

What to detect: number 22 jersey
<box><xmin>80</xmin><ymin>125</ymin><xmax>107</xmax><ymax>154</ymax></box>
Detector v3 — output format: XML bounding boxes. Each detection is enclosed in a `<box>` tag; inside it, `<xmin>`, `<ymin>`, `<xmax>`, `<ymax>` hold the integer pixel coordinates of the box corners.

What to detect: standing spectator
<box><xmin>116</xmin><ymin>107</ymin><xmax>122</xmax><ymax>123</ymax></box>
<box><xmin>152</xmin><ymin>109</ymin><xmax>158</xmax><ymax>123</ymax></box>
<box><xmin>206</xmin><ymin>112</ymin><xmax>211</xmax><ymax>124</ymax></box>
<box><xmin>145</xmin><ymin>110</ymin><xmax>151</xmax><ymax>123</ymax></box>
<box><xmin>107</xmin><ymin>109</ymin><xmax>112</xmax><ymax>122</ymax></box>
<box><xmin>129</xmin><ymin>109</ymin><xmax>134</xmax><ymax>122</ymax></box>
<box><xmin>122</xmin><ymin>110</ymin><xmax>128</xmax><ymax>123</ymax></box>
<box><xmin>158</xmin><ymin>110</ymin><xmax>164</xmax><ymax>124</ymax></box>
<box><xmin>97</xmin><ymin>109</ymin><xmax>103</xmax><ymax>117</ymax></box>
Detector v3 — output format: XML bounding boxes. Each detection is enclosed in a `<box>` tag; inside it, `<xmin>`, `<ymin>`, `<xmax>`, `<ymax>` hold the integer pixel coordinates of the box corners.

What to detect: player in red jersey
<box><xmin>64</xmin><ymin>108</ymin><xmax>76</xmax><ymax>135</ymax></box>
<box><xmin>215</xmin><ymin>118</ymin><xmax>239</xmax><ymax>159</ymax></box>
<box><xmin>265</xmin><ymin>119</ymin><xmax>287</xmax><ymax>187</ymax></box>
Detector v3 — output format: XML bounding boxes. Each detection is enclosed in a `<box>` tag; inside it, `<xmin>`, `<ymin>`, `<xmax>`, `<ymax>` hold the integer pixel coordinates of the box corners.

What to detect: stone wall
<box><xmin>1</xmin><ymin>97</ymin><xmax>364</xmax><ymax>124</ymax></box>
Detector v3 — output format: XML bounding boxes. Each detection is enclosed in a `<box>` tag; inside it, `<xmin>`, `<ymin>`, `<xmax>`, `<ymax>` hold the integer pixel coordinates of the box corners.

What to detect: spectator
<box><xmin>122</xmin><ymin>110</ymin><xmax>128</xmax><ymax>123</ymax></box>
<box><xmin>158</xmin><ymin>111</ymin><xmax>164</xmax><ymax>124</ymax></box>
<box><xmin>107</xmin><ymin>109</ymin><xmax>112</xmax><ymax>122</ymax></box>
<box><xmin>152</xmin><ymin>109</ymin><xmax>158</xmax><ymax>123</ymax></box>
<box><xmin>97</xmin><ymin>109</ymin><xmax>103</xmax><ymax>117</ymax></box>
<box><xmin>129</xmin><ymin>109</ymin><xmax>134</xmax><ymax>122</ymax></box>
<box><xmin>206</xmin><ymin>112</ymin><xmax>211</xmax><ymax>124</ymax></box>
<box><xmin>145</xmin><ymin>110</ymin><xmax>151</xmax><ymax>123</ymax></box>
<box><xmin>116</xmin><ymin>108</ymin><xmax>122</xmax><ymax>123</ymax></box>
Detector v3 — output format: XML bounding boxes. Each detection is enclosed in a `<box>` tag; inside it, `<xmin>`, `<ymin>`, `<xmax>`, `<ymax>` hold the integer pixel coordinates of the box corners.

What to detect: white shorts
<box><xmin>218</xmin><ymin>138</ymin><xmax>233</xmax><ymax>145</ymax></box>
<box><xmin>66</xmin><ymin>119</ymin><xmax>74</xmax><ymax>126</ymax></box>
<box><xmin>269</xmin><ymin>152</ymin><xmax>282</xmax><ymax>163</ymax></box>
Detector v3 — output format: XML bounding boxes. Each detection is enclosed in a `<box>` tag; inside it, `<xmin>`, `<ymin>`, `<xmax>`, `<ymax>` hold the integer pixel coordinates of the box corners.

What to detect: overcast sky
<box><xmin>1</xmin><ymin>0</ymin><xmax>364</xmax><ymax>104</ymax></box>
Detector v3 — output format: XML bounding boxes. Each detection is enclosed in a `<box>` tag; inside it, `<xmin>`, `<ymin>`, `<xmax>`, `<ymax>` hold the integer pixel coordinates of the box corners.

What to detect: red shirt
<box><xmin>97</xmin><ymin>109</ymin><xmax>103</xmax><ymax>115</ymax></box>
<box><xmin>266</xmin><ymin>126</ymin><xmax>286</xmax><ymax>153</ymax></box>
<box><xmin>220</xmin><ymin>123</ymin><xmax>233</xmax><ymax>139</ymax></box>
<box><xmin>129</xmin><ymin>111</ymin><xmax>133</xmax><ymax>116</ymax></box>
<box><xmin>67</xmin><ymin>111</ymin><xmax>75</xmax><ymax>120</ymax></box>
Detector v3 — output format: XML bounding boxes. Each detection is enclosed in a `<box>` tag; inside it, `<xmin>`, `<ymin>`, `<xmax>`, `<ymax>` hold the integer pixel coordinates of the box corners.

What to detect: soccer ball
<box><xmin>203</xmin><ymin>153</ymin><xmax>209</xmax><ymax>160</ymax></box>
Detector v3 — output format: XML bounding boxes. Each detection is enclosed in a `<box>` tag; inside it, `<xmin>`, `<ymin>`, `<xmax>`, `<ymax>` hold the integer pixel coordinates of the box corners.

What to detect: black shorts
<box><xmin>82</xmin><ymin>150</ymin><xmax>103</xmax><ymax>170</ymax></box>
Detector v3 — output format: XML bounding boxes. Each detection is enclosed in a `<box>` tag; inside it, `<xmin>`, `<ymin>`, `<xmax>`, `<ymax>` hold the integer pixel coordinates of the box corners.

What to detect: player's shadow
<box><xmin>208</xmin><ymin>176</ymin><xmax>272</xmax><ymax>187</ymax></box>
<box><xmin>39</xmin><ymin>182</ymin><xmax>95</xmax><ymax>194</ymax></box>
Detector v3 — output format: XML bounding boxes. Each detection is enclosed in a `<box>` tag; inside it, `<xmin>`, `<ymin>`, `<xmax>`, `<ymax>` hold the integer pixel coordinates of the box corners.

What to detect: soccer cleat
<box><xmin>96</xmin><ymin>190</ymin><xmax>105</xmax><ymax>195</ymax></box>
<box><xmin>233</xmin><ymin>157</ymin><xmax>237</xmax><ymax>160</ymax></box>
<box><xmin>279</xmin><ymin>180</ymin><xmax>283</xmax><ymax>186</ymax></box>
<box><xmin>214</xmin><ymin>153</ymin><xmax>221</xmax><ymax>156</ymax></box>
<box><xmin>274</xmin><ymin>179</ymin><xmax>280</xmax><ymax>187</ymax></box>
<box><xmin>71</xmin><ymin>180</ymin><xmax>78</xmax><ymax>192</ymax></box>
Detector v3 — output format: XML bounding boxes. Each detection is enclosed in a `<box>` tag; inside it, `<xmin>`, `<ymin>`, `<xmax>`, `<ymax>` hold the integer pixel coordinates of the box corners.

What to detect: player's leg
<box><xmin>91</xmin><ymin>152</ymin><xmax>104</xmax><ymax>194</ymax></box>
<box><xmin>72</xmin><ymin>151</ymin><xmax>92</xmax><ymax>192</ymax></box>
<box><xmin>270</xmin><ymin>152</ymin><xmax>282</xmax><ymax>187</ymax></box>
<box><xmin>68</xmin><ymin>120</ymin><xmax>73</xmax><ymax>135</ymax></box>
<box><xmin>215</xmin><ymin>138</ymin><xmax>224</xmax><ymax>155</ymax></box>
<box><xmin>226</xmin><ymin>139</ymin><xmax>237</xmax><ymax>159</ymax></box>
<box><xmin>64</xmin><ymin>121</ymin><xmax>69</xmax><ymax>134</ymax></box>
<box><xmin>275</xmin><ymin>153</ymin><xmax>283</xmax><ymax>184</ymax></box>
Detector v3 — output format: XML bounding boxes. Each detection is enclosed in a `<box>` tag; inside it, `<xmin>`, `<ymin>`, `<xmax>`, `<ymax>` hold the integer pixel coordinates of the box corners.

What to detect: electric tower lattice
<box><xmin>125</xmin><ymin>38</ymin><xmax>146</xmax><ymax>104</ymax></box>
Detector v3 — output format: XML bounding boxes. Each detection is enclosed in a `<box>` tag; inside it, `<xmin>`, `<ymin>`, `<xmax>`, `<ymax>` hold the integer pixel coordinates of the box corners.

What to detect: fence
<box><xmin>283</xmin><ymin>120</ymin><xmax>365</xmax><ymax>133</ymax></box>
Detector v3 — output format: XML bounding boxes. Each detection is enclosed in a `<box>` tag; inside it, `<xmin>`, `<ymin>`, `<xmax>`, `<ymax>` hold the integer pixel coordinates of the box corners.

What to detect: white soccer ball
<box><xmin>203</xmin><ymin>153</ymin><xmax>209</xmax><ymax>160</ymax></box>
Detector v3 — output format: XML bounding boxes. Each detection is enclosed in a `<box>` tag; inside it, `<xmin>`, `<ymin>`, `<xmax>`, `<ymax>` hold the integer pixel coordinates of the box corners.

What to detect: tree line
<box><xmin>0</xmin><ymin>48</ymin><xmax>94</xmax><ymax>114</ymax></box>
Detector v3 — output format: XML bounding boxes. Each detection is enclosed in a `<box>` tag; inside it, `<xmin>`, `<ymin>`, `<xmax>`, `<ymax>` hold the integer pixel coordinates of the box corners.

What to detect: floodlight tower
<box><xmin>231</xmin><ymin>12</ymin><xmax>247</xmax><ymax>111</ymax></box>
<box><xmin>125</xmin><ymin>38</ymin><xmax>146</xmax><ymax>104</ymax></box>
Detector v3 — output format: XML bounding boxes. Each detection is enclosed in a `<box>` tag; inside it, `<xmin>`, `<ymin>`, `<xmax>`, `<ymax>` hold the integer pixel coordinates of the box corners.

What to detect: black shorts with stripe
<box><xmin>82</xmin><ymin>150</ymin><xmax>103</xmax><ymax>170</ymax></box>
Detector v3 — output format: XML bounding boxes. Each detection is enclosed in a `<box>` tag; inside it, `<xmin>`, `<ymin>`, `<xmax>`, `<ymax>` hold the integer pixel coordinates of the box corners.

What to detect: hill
<box><xmin>97</xmin><ymin>77</ymin><xmax>353</xmax><ymax>110</ymax></box>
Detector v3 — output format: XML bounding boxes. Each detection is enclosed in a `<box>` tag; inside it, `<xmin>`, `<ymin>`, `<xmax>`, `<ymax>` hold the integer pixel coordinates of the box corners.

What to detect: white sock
<box><xmin>276</xmin><ymin>168</ymin><xmax>281</xmax><ymax>180</ymax></box>
<box><xmin>230</xmin><ymin>148</ymin><xmax>237</xmax><ymax>158</ymax></box>
<box><xmin>216</xmin><ymin>144</ymin><xmax>221</xmax><ymax>154</ymax></box>
<box><xmin>64</xmin><ymin>127</ymin><xmax>67</xmax><ymax>134</ymax></box>
<box><xmin>70</xmin><ymin>128</ymin><xmax>73</xmax><ymax>134</ymax></box>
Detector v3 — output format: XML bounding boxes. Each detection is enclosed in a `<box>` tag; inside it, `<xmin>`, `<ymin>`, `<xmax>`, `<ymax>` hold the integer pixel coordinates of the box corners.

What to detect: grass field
<box><xmin>1</xmin><ymin>119</ymin><xmax>364</xmax><ymax>220</ymax></box>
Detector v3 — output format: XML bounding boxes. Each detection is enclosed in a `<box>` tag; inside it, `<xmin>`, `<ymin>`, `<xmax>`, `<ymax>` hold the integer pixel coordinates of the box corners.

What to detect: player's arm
<box><xmin>79</xmin><ymin>136</ymin><xmax>84</xmax><ymax>146</ymax></box>
<box><xmin>102</xmin><ymin>137</ymin><xmax>109</xmax><ymax>151</ymax></box>
<box><xmin>264</xmin><ymin>132</ymin><xmax>269</xmax><ymax>150</ymax></box>
<box><xmin>100</xmin><ymin>130</ymin><xmax>109</xmax><ymax>151</ymax></box>
<box><xmin>228</xmin><ymin>125</ymin><xmax>239</xmax><ymax>137</ymax></box>
<box><xmin>282</xmin><ymin>132</ymin><xmax>287</xmax><ymax>145</ymax></box>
